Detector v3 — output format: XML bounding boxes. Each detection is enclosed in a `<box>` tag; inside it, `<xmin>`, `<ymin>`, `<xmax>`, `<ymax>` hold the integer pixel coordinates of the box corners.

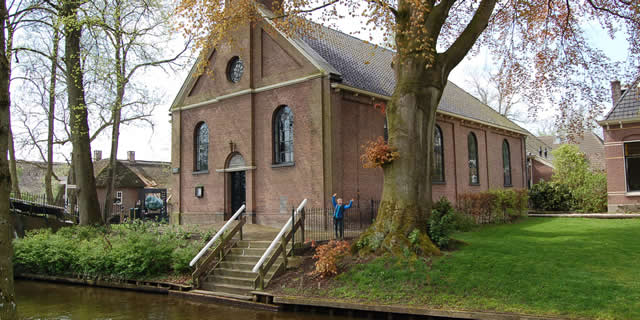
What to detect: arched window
<box><xmin>503</xmin><ymin>139</ymin><xmax>512</xmax><ymax>186</ymax></box>
<box><xmin>432</xmin><ymin>125</ymin><xmax>444</xmax><ymax>182</ymax></box>
<box><xmin>468</xmin><ymin>132</ymin><xmax>479</xmax><ymax>185</ymax></box>
<box><xmin>194</xmin><ymin>122</ymin><xmax>209</xmax><ymax>171</ymax></box>
<box><xmin>274</xmin><ymin>106</ymin><xmax>294</xmax><ymax>164</ymax></box>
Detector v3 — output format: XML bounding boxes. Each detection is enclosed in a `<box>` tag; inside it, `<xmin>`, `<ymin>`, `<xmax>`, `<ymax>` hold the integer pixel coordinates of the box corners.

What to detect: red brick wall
<box><xmin>603</xmin><ymin>123</ymin><xmax>640</xmax><ymax>212</ymax></box>
<box><xmin>171</xmin><ymin>22</ymin><xmax>527</xmax><ymax>226</ymax></box>
<box><xmin>97</xmin><ymin>187</ymin><xmax>140</xmax><ymax>215</ymax></box>
<box><xmin>531</xmin><ymin>159</ymin><xmax>553</xmax><ymax>184</ymax></box>
<box><xmin>332</xmin><ymin>92</ymin><xmax>527</xmax><ymax>207</ymax></box>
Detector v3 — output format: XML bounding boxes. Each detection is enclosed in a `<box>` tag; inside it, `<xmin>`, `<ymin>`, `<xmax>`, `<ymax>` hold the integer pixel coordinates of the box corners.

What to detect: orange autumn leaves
<box><xmin>361</xmin><ymin>136</ymin><xmax>399</xmax><ymax>169</ymax></box>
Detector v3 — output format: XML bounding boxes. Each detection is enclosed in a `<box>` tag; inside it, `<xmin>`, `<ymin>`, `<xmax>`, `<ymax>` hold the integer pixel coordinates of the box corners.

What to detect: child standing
<box><xmin>332</xmin><ymin>193</ymin><xmax>353</xmax><ymax>240</ymax></box>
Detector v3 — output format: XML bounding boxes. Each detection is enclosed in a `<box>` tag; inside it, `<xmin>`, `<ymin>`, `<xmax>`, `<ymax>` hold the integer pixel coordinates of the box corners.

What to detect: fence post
<box><xmin>301</xmin><ymin>208</ymin><xmax>305</xmax><ymax>244</ymax></box>
<box><xmin>291</xmin><ymin>207</ymin><xmax>295</xmax><ymax>257</ymax></box>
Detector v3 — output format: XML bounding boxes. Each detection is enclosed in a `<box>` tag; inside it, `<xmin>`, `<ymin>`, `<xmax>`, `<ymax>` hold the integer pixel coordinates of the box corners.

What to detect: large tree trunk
<box><xmin>45</xmin><ymin>28</ymin><xmax>60</xmax><ymax>204</ymax></box>
<box><xmin>0</xmin><ymin>0</ymin><xmax>17</xmax><ymax>317</ymax></box>
<box><xmin>63</xmin><ymin>0</ymin><xmax>102</xmax><ymax>225</ymax></box>
<box><xmin>358</xmin><ymin>58</ymin><xmax>445</xmax><ymax>256</ymax></box>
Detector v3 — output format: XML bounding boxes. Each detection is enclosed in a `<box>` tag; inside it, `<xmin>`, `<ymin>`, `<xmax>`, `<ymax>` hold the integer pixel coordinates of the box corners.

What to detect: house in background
<box><xmin>525</xmin><ymin>134</ymin><xmax>554</xmax><ymax>186</ymax></box>
<box><xmin>93</xmin><ymin>150</ymin><xmax>171</xmax><ymax>217</ymax></box>
<box><xmin>15</xmin><ymin>160</ymin><xmax>69</xmax><ymax>197</ymax></box>
<box><xmin>169</xmin><ymin>6</ymin><xmax>529</xmax><ymax>226</ymax></box>
<box><xmin>538</xmin><ymin>132</ymin><xmax>605</xmax><ymax>171</ymax></box>
<box><xmin>599</xmin><ymin>80</ymin><xmax>640</xmax><ymax>213</ymax></box>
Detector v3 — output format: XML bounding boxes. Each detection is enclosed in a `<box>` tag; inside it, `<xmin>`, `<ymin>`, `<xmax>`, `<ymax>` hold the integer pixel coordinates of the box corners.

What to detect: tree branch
<box><xmin>441</xmin><ymin>0</ymin><xmax>497</xmax><ymax>74</ymax></box>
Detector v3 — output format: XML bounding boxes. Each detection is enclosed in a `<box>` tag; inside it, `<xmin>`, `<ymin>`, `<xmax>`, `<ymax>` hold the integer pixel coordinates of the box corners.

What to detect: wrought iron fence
<box><xmin>292</xmin><ymin>199</ymin><xmax>380</xmax><ymax>243</ymax></box>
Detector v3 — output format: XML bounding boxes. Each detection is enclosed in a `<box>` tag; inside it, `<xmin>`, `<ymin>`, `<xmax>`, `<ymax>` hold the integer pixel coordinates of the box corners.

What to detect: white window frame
<box><xmin>115</xmin><ymin>191</ymin><xmax>123</xmax><ymax>205</ymax></box>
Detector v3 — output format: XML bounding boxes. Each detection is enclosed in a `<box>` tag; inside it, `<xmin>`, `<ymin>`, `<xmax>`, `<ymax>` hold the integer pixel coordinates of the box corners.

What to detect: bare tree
<box><xmin>86</xmin><ymin>0</ymin><xmax>189</xmax><ymax>221</ymax></box>
<box><xmin>0</xmin><ymin>0</ymin><xmax>16</xmax><ymax>316</ymax></box>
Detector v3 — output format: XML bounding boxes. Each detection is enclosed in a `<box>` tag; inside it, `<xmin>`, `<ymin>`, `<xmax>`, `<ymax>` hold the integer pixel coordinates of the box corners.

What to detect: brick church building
<box><xmin>169</xmin><ymin>10</ymin><xmax>529</xmax><ymax>226</ymax></box>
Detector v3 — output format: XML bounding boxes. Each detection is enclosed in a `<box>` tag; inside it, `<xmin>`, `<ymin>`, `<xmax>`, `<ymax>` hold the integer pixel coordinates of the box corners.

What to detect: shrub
<box><xmin>311</xmin><ymin>240</ymin><xmax>350</xmax><ymax>278</ymax></box>
<box><xmin>457</xmin><ymin>192</ymin><xmax>496</xmax><ymax>224</ymax></box>
<box><xmin>427</xmin><ymin>197</ymin><xmax>456</xmax><ymax>248</ymax></box>
<box><xmin>529</xmin><ymin>180</ymin><xmax>574</xmax><ymax>211</ymax></box>
<box><xmin>491</xmin><ymin>189</ymin><xmax>529</xmax><ymax>221</ymax></box>
<box><xmin>13</xmin><ymin>222</ymin><xmax>202</xmax><ymax>279</ymax></box>
<box><xmin>452</xmin><ymin>210</ymin><xmax>476</xmax><ymax>232</ymax></box>
<box><xmin>549</xmin><ymin>144</ymin><xmax>608</xmax><ymax>212</ymax></box>
<box><xmin>457</xmin><ymin>189</ymin><xmax>529</xmax><ymax>224</ymax></box>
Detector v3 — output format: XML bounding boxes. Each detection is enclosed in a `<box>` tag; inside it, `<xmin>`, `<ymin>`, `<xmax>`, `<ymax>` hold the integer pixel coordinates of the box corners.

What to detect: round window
<box><xmin>226</xmin><ymin>57</ymin><xmax>244</xmax><ymax>83</ymax></box>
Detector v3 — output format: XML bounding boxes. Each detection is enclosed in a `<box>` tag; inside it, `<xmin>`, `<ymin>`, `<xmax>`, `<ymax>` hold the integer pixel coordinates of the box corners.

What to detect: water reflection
<box><xmin>16</xmin><ymin>280</ymin><xmax>349</xmax><ymax>320</ymax></box>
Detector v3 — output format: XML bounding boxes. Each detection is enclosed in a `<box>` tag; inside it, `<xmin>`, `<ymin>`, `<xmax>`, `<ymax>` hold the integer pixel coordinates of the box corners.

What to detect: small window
<box><xmin>115</xmin><ymin>191</ymin><xmax>123</xmax><ymax>205</ymax></box>
<box><xmin>383</xmin><ymin>117</ymin><xmax>388</xmax><ymax>142</ymax></box>
<box><xmin>432</xmin><ymin>125</ymin><xmax>444</xmax><ymax>183</ymax></box>
<box><xmin>194</xmin><ymin>122</ymin><xmax>209</xmax><ymax>172</ymax></box>
<box><xmin>503</xmin><ymin>140</ymin><xmax>512</xmax><ymax>186</ymax></box>
<box><xmin>226</xmin><ymin>57</ymin><xmax>244</xmax><ymax>83</ymax></box>
<box><xmin>273</xmin><ymin>106</ymin><xmax>294</xmax><ymax>164</ymax></box>
<box><xmin>468</xmin><ymin>132</ymin><xmax>479</xmax><ymax>185</ymax></box>
<box><xmin>625</xmin><ymin>142</ymin><xmax>640</xmax><ymax>191</ymax></box>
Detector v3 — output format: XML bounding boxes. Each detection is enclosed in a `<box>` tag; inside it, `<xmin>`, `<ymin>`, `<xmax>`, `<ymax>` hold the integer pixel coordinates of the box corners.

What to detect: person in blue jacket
<box><xmin>332</xmin><ymin>193</ymin><xmax>353</xmax><ymax>240</ymax></box>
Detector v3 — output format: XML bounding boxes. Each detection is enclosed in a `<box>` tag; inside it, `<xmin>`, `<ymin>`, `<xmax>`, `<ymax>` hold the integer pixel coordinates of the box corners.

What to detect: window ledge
<box><xmin>469</xmin><ymin>183</ymin><xmax>481</xmax><ymax>186</ymax></box>
<box><xmin>625</xmin><ymin>191</ymin><xmax>640</xmax><ymax>197</ymax></box>
<box><xmin>504</xmin><ymin>184</ymin><xmax>513</xmax><ymax>188</ymax></box>
<box><xmin>431</xmin><ymin>181</ymin><xmax>446</xmax><ymax>185</ymax></box>
<box><xmin>271</xmin><ymin>162</ymin><xmax>295</xmax><ymax>168</ymax></box>
<box><xmin>192</xmin><ymin>170</ymin><xmax>209</xmax><ymax>175</ymax></box>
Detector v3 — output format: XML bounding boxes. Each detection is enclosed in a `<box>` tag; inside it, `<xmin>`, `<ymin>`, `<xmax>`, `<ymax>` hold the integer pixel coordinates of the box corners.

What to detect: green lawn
<box><xmin>327</xmin><ymin>218</ymin><xmax>640</xmax><ymax>319</ymax></box>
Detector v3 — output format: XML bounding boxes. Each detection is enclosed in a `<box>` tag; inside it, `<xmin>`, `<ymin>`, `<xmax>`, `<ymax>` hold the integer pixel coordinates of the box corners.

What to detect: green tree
<box><xmin>551</xmin><ymin>144</ymin><xmax>607</xmax><ymax>212</ymax></box>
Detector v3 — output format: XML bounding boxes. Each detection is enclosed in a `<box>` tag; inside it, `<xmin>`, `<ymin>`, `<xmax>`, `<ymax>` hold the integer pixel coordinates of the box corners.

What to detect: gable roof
<box><xmin>602</xmin><ymin>81</ymin><xmax>640</xmax><ymax>122</ymax></box>
<box><xmin>94</xmin><ymin>159</ymin><xmax>171</xmax><ymax>189</ymax></box>
<box><xmin>537</xmin><ymin>132</ymin><xmax>605</xmax><ymax>170</ymax></box>
<box><xmin>299</xmin><ymin>24</ymin><xmax>527</xmax><ymax>134</ymax></box>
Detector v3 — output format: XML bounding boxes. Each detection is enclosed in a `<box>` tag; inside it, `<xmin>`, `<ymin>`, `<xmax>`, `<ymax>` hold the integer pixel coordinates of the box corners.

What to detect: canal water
<box><xmin>15</xmin><ymin>280</ymin><xmax>351</xmax><ymax>320</ymax></box>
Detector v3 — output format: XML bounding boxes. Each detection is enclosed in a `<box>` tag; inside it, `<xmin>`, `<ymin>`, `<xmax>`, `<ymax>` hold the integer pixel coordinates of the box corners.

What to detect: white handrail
<box><xmin>189</xmin><ymin>204</ymin><xmax>246</xmax><ymax>267</ymax></box>
<box><xmin>252</xmin><ymin>199</ymin><xmax>307</xmax><ymax>273</ymax></box>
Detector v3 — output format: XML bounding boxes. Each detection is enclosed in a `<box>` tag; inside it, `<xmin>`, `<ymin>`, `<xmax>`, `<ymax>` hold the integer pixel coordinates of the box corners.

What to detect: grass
<box><xmin>324</xmin><ymin>218</ymin><xmax>640</xmax><ymax>319</ymax></box>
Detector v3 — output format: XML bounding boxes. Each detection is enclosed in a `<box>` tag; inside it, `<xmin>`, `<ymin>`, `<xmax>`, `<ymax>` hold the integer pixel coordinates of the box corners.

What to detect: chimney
<box><xmin>93</xmin><ymin>150</ymin><xmax>102</xmax><ymax>161</ymax></box>
<box><xmin>611</xmin><ymin>80</ymin><xmax>622</xmax><ymax>107</ymax></box>
<box><xmin>127</xmin><ymin>151</ymin><xmax>135</xmax><ymax>163</ymax></box>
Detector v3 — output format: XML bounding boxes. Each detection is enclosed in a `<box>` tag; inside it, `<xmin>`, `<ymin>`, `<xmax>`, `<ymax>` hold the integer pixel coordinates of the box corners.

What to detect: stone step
<box><xmin>212</xmin><ymin>268</ymin><xmax>258</xmax><ymax>278</ymax></box>
<box><xmin>219</xmin><ymin>261</ymin><xmax>256</xmax><ymax>271</ymax></box>
<box><xmin>223</xmin><ymin>254</ymin><xmax>262</xmax><ymax>263</ymax></box>
<box><xmin>189</xmin><ymin>289</ymin><xmax>253</xmax><ymax>301</ymax></box>
<box><xmin>206</xmin><ymin>275</ymin><xmax>255</xmax><ymax>287</ymax></box>
<box><xmin>201</xmin><ymin>282</ymin><xmax>254</xmax><ymax>296</ymax></box>
<box><xmin>235</xmin><ymin>240</ymin><xmax>273</xmax><ymax>248</ymax></box>
<box><xmin>230</xmin><ymin>247</ymin><xmax>270</xmax><ymax>256</ymax></box>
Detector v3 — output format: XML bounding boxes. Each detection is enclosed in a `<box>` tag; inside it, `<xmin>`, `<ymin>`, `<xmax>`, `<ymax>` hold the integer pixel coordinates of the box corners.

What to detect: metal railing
<box><xmin>252</xmin><ymin>199</ymin><xmax>307</xmax><ymax>289</ymax></box>
<box><xmin>299</xmin><ymin>199</ymin><xmax>379</xmax><ymax>242</ymax></box>
<box><xmin>190</xmin><ymin>204</ymin><xmax>246</xmax><ymax>267</ymax></box>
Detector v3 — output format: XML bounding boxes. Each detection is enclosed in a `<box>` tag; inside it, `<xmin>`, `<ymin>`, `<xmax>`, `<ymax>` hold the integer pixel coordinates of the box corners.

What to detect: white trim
<box><xmin>215</xmin><ymin>166</ymin><xmax>256</xmax><ymax>173</ymax></box>
<box><xmin>605</xmin><ymin>142</ymin><xmax>624</xmax><ymax>146</ymax></box>
<box><xmin>115</xmin><ymin>191</ymin><xmax>123</xmax><ymax>205</ymax></box>
<box><xmin>331</xmin><ymin>83</ymin><xmax>529</xmax><ymax>136</ymax></box>
<box><xmin>172</xmin><ymin>73</ymin><xmax>324</xmax><ymax>112</ymax></box>
<box><xmin>626</xmin><ymin>191</ymin><xmax>640</xmax><ymax>197</ymax></box>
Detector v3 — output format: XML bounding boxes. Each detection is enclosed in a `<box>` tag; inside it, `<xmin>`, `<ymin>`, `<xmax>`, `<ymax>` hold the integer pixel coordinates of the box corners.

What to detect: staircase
<box><xmin>199</xmin><ymin>240</ymin><xmax>290</xmax><ymax>300</ymax></box>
